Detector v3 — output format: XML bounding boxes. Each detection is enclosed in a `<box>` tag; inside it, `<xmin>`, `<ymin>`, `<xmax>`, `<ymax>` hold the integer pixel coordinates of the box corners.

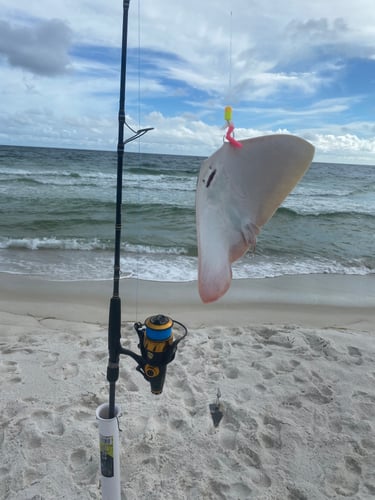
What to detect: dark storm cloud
<box><xmin>0</xmin><ymin>18</ymin><xmax>73</xmax><ymax>76</ymax></box>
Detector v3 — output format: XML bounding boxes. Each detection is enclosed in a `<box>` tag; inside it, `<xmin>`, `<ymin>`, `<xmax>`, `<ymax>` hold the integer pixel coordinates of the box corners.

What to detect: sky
<box><xmin>0</xmin><ymin>0</ymin><xmax>375</xmax><ymax>164</ymax></box>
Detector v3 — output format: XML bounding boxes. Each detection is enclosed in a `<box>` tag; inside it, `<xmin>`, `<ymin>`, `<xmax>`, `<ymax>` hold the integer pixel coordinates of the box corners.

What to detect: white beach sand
<box><xmin>1</xmin><ymin>273</ymin><xmax>375</xmax><ymax>499</ymax></box>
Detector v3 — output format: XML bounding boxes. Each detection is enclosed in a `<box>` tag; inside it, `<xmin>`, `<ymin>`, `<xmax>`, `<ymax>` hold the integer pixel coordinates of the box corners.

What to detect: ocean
<box><xmin>0</xmin><ymin>144</ymin><xmax>374</xmax><ymax>282</ymax></box>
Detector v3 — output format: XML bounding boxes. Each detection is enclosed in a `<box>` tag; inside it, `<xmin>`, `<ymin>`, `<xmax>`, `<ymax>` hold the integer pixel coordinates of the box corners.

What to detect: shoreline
<box><xmin>1</xmin><ymin>272</ymin><xmax>374</xmax><ymax>330</ymax></box>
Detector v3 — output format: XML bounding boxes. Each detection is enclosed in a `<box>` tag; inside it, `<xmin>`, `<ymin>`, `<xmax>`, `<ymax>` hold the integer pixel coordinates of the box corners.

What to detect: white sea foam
<box><xmin>0</xmin><ymin>246</ymin><xmax>372</xmax><ymax>283</ymax></box>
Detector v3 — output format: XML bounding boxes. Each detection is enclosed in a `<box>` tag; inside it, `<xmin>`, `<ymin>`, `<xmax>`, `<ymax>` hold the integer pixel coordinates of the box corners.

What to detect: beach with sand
<box><xmin>1</xmin><ymin>272</ymin><xmax>375</xmax><ymax>499</ymax></box>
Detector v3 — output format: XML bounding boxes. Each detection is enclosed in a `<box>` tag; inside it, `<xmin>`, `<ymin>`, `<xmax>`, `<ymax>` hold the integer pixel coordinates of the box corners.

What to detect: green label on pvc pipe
<box><xmin>99</xmin><ymin>434</ymin><xmax>114</xmax><ymax>477</ymax></box>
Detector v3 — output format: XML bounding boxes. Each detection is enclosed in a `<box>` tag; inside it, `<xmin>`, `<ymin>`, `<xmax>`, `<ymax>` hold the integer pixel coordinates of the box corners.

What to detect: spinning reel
<box><xmin>120</xmin><ymin>314</ymin><xmax>187</xmax><ymax>394</ymax></box>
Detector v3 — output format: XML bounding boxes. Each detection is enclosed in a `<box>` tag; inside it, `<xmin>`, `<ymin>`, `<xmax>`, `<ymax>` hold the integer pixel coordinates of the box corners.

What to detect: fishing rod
<box><xmin>107</xmin><ymin>0</ymin><xmax>153</xmax><ymax>421</ymax></box>
<box><xmin>97</xmin><ymin>2</ymin><xmax>188</xmax><ymax>498</ymax></box>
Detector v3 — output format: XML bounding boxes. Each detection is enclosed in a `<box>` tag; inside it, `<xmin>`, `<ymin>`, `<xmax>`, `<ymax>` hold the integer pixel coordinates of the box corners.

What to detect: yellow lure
<box><xmin>224</xmin><ymin>106</ymin><xmax>233</xmax><ymax>122</ymax></box>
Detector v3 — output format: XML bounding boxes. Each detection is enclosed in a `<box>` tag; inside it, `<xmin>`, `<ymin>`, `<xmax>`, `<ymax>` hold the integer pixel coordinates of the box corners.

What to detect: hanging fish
<box><xmin>196</xmin><ymin>134</ymin><xmax>315</xmax><ymax>303</ymax></box>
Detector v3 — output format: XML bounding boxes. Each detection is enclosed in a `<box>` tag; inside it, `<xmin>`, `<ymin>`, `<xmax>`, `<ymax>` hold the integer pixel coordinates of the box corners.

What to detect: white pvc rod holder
<box><xmin>96</xmin><ymin>403</ymin><xmax>121</xmax><ymax>500</ymax></box>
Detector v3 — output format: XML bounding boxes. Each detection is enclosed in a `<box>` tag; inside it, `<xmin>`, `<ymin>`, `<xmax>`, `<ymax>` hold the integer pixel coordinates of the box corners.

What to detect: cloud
<box><xmin>311</xmin><ymin>133</ymin><xmax>375</xmax><ymax>164</ymax></box>
<box><xmin>287</xmin><ymin>17</ymin><xmax>348</xmax><ymax>44</ymax></box>
<box><xmin>0</xmin><ymin>19</ymin><xmax>73</xmax><ymax>76</ymax></box>
<box><xmin>0</xmin><ymin>1</ymin><xmax>374</xmax><ymax>165</ymax></box>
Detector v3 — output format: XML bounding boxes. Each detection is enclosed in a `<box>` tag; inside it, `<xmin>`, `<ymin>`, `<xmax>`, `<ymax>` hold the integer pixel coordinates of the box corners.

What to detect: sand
<box><xmin>1</xmin><ymin>273</ymin><xmax>375</xmax><ymax>499</ymax></box>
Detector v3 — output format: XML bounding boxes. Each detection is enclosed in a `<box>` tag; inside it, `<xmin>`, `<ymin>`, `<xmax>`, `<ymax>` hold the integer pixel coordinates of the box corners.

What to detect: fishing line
<box><xmin>228</xmin><ymin>10</ymin><xmax>233</xmax><ymax>101</ymax></box>
<box><xmin>224</xmin><ymin>9</ymin><xmax>242</xmax><ymax>148</ymax></box>
<box><xmin>120</xmin><ymin>0</ymin><xmax>142</xmax><ymax>321</ymax></box>
<box><xmin>137</xmin><ymin>0</ymin><xmax>142</xmax><ymax>132</ymax></box>
<box><xmin>134</xmin><ymin>0</ymin><xmax>142</xmax><ymax>322</ymax></box>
